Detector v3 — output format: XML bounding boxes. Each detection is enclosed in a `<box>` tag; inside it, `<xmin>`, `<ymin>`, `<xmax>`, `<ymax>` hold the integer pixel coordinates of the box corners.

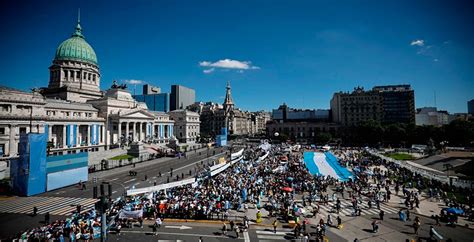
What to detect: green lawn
<box><xmin>109</xmin><ymin>154</ymin><xmax>135</xmax><ymax>160</ymax></box>
<box><xmin>386</xmin><ymin>153</ymin><xmax>415</xmax><ymax>160</ymax></box>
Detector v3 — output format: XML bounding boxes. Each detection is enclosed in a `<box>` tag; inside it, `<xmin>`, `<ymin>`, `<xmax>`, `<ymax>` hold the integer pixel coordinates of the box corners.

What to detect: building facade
<box><xmin>266</xmin><ymin>121</ymin><xmax>340</xmax><ymax>143</ymax></box>
<box><xmin>0</xmin><ymin>18</ymin><xmax>175</xmax><ymax>165</ymax></box>
<box><xmin>169</xmin><ymin>110</ymin><xmax>200</xmax><ymax>143</ymax></box>
<box><xmin>191</xmin><ymin>82</ymin><xmax>258</xmax><ymax>138</ymax></box>
<box><xmin>372</xmin><ymin>85</ymin><xmax>415</xmax><ymax>124</ymax></box>
<box><xmin>331</xmin><ymin>87</ymin><xmax>384</xmax><ymax>126</ymax></box>
<box><xmin>468</xmin><ymin>99</ymin><xmax>474</xmax><ymax>115</ymax></box>
<box><xmin>331</xmin><ymin>85</ymin><xmax>415</xmax><ymax>126</ymax></box>
<box><xmin>170</xmin><ymin>85</ymin><xmax>195</xmax><ymax>111</ymax></box>
<box><xmin>133</xmin><ymin>85</ymin><xmax>170</xmax><ymax>112</ymax></box>
<box><xmin>272</xmin><ymin>103</ymin><xmax>330</xmax><ymax>122</ymax></box>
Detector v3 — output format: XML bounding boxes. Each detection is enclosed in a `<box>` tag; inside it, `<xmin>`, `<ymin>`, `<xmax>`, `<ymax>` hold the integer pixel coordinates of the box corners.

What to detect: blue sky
<box><xmin>1</xmin><ymin>0</ymin><xmax>473</xmax><ymax>112</ymax></box>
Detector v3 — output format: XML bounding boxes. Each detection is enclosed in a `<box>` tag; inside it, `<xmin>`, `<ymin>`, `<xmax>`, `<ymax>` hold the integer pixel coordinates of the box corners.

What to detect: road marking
<box><xmin>165</xmin><ymin>225</ymin><xmax>192</xmax><ymax>230</ymax></box>
<box><xmin>112</xmin><ymin>191</ymin><xmax>118</xmax><ymax>194</ymax></box>
<box><xmin>256</xmin><ymin>231</ymin><xmax>288</xmax><ymax>235</ymax></box>
<box><xmin>125</xmin><ymin>178</ymin><xmax>136</xmax><ymax>183</ymax></box>
<box><xmin>120</xmin><ymin>230</ymin><xmax>243</xmax><ymax>239</ymax></box>
<box><xmin>110</xmin><ymin>178</ymin><xmax>119</xmax><ymax>182</ymax></box>
<box><xmin>243</xmin><ymin>230</ymin><xmax>250</xmax><ymax>242</ymax></box>
<box><xmin>135</xmin><ymin>182</ymin><xmax>141</xmax><ymax>185</ymax></box>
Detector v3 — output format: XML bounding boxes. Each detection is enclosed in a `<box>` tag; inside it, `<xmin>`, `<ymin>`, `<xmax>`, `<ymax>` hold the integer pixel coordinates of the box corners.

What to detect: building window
<box><xmin>0</xmin><ymin>127</ymin><xmax>5</xmax><ymax>135</ymax></box>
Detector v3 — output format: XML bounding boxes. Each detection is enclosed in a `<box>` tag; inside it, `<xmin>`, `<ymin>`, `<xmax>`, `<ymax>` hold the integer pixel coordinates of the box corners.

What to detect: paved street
<box><xmin>0</xmin><ymin>146</ymin><xmax>227</xmax><ymax>239</ymax></box>
<box><xmin>42</xmin><ymin>146</ymin><xmax>226</xmax><ymax>199</ymax></box>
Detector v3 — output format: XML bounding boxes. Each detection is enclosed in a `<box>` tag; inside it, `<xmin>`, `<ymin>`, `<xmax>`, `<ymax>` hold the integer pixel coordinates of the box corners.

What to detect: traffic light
<box><xmin>100</xmin><ymin>183</ymin><xmax>105</xmax><ymax>196</ymax></box>
<box><xmin>108</xmin><ymin>184</ymin><xmax>112</xmax><ymax>197</ymax></box>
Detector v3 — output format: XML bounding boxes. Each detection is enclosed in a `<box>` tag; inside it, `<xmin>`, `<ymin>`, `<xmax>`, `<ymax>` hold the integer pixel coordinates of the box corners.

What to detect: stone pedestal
<box><xmin>127</xmin><ymin>142</ymin><xmax>148</xmax><ymax>157</ymax></box>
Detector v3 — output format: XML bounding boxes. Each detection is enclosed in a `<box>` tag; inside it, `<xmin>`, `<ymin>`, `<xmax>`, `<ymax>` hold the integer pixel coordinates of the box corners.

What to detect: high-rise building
<box><xmin>468</xmin><ymin>99</ymin><xmax>474</xmax><ymax>115</ymax></box>
<box><xmin>170</xmin><ymin>85</ymin><xmax>195</xmax><ymax>111</ymax></box>
<box><xmin>331</xmin><ymin>85</ymin><xmax>415</xmax><ymax>126</ymax></box>
<box><xmin>143</xmin><ymin>84</ymin><xmax>161</xmax><ymax>95</ymax></box>
<box><xmin>133</xmin><ymin>84</ymin><xmax>169</xmax><ymax>112</ymax></box>
<box><xmin>331</xmin><ymin>86</ymin><xmax>383</xmax><ymax>126</ymax></box>
<box><xmin>372</xmin><ymin>85</ymin><xmax>415</xmax><ymax>124</ymax></box>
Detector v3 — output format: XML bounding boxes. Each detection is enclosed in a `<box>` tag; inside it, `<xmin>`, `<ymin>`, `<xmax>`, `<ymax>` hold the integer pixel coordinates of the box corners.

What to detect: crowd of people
<box><xmin>12</xmin><ymin>143</ymin><xmax>473</xmax><ymax>241</ymax></box>
<box><xmin>13</xmin><ymin>208</ymin><xmax>102</xmax><ymax>241</ymax></box>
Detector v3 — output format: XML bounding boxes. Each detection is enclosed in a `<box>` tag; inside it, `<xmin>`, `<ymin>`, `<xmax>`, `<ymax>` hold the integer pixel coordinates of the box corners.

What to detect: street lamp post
<box><xmin>443</xmin><ymin>163</ymin><xmax>453</xmax><ymax>186</ymax></box>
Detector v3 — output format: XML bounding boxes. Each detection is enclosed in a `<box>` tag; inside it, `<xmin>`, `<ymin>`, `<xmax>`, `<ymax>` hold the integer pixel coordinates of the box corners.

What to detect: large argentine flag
<box><xmin>303</xmin><ymin>151</ymin><xmax>352</xmax><ymax>181</ymax></box>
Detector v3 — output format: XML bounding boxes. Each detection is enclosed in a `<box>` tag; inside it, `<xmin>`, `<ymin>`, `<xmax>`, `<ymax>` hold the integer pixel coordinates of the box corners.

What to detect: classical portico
<box><xmin>110</xmin><ymin>109</ymin><xmax>174</xmax><ymax>145</ymax></box>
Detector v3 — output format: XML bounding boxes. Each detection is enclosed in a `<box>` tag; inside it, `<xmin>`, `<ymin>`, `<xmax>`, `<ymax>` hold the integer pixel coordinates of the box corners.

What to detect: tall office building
<box><xmin>133</xmin><ymin>84</ymin><xmax>169</xmax><ymax>112</ymax></box>
<box><xmin>170</xmin><ymin>85</ymin><xmax>195</xmax><ymax>111</ymax></box>
<box><xmin>372</xmin><ymin>85</ymin><xmax>415</xmax><ymax>124</ymax></box>
<box><xmin>331</xmin><ymin>87</ymin><xmax>383</xmax><ymax>126</ymax></box>
<box><xmin>331</xmin><ymin>85</ymin><xmax>415</xmax><ymax>126</ymax></box>
<box><xmin>468</xmin><ymin>99</ymin><xmax>474</xmax><ymax>115</ymax></box>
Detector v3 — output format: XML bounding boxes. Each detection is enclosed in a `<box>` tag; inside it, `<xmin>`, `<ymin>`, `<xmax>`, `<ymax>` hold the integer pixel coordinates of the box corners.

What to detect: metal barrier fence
<box><xmin>368</xmin><ymin>149</ymin><xmax>473</xmax><ymax>189</ymax></box>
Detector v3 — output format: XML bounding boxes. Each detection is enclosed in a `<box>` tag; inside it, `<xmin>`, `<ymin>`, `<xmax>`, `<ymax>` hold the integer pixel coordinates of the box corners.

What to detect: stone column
<box><xmin>132</xmin><ymin>122</ymin><xmax>136</xmax><ymax>141</ymax></box>
<box><xmin>125</xmin><ymin>121</ymin><xmax>129</xmax><ymax>142</ymax></box>
<box><xmin>9</xmin><ymin>125</ymin><xmax>17</xmax><ymax>156</ymax></box>
<box><xmin>62</xmin><ymin>125</ymin><xmax>67</xmax><ymax>148</ymax></box>
<box><xmin>101</xmin><ymin>124</ymin><xmax>106</xmax><ymax>145</ymax></box>
<box><xmin>76</xmin><ymin>124</ymin><xmax>80</xmax><ymax>146</ymax></box>
<box><xmin>48</xmin><ymin>124</ymin><xmax>53</xmax><ymax>143</ymax></box>
<box><xmin>87</xmin><ymin>125</ymin><xmax>91</xmax><ymax>146</ymax></box>
<box><xmin>118</xmin><ymin>122</ymin><xmax>122</xmax><ymax>144</ymax></box>
<box><xmin>151</xmin><ymin>123</ymin><xmax>155</xmax><ymax>138</ymax></box>
<box><xmin>138</xmin><ymin>122</ymin><xmax>143</xmax><ymax>141</ymax></box>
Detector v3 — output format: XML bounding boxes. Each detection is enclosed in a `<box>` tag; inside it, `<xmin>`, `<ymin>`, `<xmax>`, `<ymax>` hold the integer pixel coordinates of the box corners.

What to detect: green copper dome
<box><xmin>54</xmin><ymin>22</ymin><xmax>98</xmax><ymax>65</ymax></box>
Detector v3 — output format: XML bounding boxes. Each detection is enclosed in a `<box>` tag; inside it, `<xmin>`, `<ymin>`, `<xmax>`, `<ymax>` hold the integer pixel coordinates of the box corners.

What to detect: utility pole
<box><xmin>94</xmin><ymin>182</ymin><xmax>112</xmax><ymax>242</ymax></box>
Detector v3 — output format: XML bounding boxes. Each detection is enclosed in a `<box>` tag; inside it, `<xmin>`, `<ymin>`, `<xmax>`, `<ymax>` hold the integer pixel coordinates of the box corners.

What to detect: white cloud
<box><xmin>433</xmin><ymin>58</ymin><xmax>439</xmax><ymax>62</ymax></box>
<box><xmin>410</xmin><ymin>39</ymin><xmax>425</xmax><ymax>46</ymax></box>
<box><xmin>203</xmin><ymin>68</ymin><xmax>215</xmax><ymax>74</ymax></box>
<box><xmin>123</xmin><ymin>79</ymin><xmax>144</xmax><ymax>85</ymax></box>
<box><xmin>199</xmin><ymin>59</ymin><xmax>260</xmax><ymax>71</ymax></box>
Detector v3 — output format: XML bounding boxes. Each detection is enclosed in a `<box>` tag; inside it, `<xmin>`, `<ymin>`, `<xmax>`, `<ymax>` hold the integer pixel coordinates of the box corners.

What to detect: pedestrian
<box><xmin>406</xmin><ymin>209</ymin><xmax>411</xmax><ymax>221</ymax></box>
<box><xmin>33</xmin><ymin>206</ymin><xmax>38</xmax><ymax>216</ymax></box>
<box><xmin>145</xmin><ymin>175</ymin><xmax>148</xmax><ymax>181</ymax></box>
<box><xmin>45</xmin><ymin>212</ymin><xmax>50</xmax><ymax>224</ymax></box>
<box><xmin>155</xmin><ymin>217</ymin><xmax>162</xmax><ymax>228</ymax></box>
<box><xmin>413</xmin><ymin>216</ymin><xmax>421</xmax><ymax>235</ymax></box>
<box><xmin>230</xmin><ymin>220</ymin><xmax>235</xmax><ymax>231</ymax></box>
<box><xmin>272</xmin><ymin>219</ymin><xmax>278</xmax><ymax>233</ymax></box>
<box><xmin>234</xmin><ymin>226</ymin><xmax>240</xmax><ymax>238</ymax></box>
<box><xmin>327</xmin><ymin>214</ymin><xmax>333</xmax><ymax>226</ymax></box>
<box><xmin>371</xmin><ymin>220</ymin><xmax>379</xmax><ymax>233</ymax></box>
<box><xmin>434</xmin><ymin>214</ymin><xmax>441</xmax><ymax>226</ymax></box>
<box><xmin>337</xmin><ymin>216</ymin><xmax>342</xmax><ymax>229</ymax></box>
<box><xmin>199</xmin><ymin>236</ymin><xmax>203</xmax><ymax>242</ymax></box>
<box><xmin>152</xmin><ymin>222</ymin><xmax>157</xmax><ymax>236</ymax></box>
<box><xmin>379</xmin><ymin>210</ymin><xmax>384</xmax><ymax>221</ymax></box>
<box><xmin>222</xmin><ymin>222</ymin><xmax>227</xmax><ymax>236</ymax></box>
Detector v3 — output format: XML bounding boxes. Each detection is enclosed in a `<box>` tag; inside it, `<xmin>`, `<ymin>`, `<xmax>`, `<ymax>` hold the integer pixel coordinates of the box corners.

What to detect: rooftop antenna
<box><xmin>434</xmin><ymin>90</ymin><xmax>437</xmax><ymax>108</ymax></box>
<box><xmin>78</xmin><ymin>8</ymin><xmax>81</xmax><ymax>24</ymax></box>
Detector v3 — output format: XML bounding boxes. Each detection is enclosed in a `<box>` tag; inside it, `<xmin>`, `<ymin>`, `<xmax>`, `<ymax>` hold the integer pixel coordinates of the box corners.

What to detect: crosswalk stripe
<box><xmin>256</xmin><ymin>231</ymin><xmax>289</xmax><ymax>235</ymax></box>
<box><xmin>257</xmin><ymin>234</ymin><xmax>287</xmax><ymax>240</ymax></box>
<box><xmin>37</xmin><ymin>197</ymin><xmax>83</xmax><ymax>214</ymax></box>
<box><xmin>0</xmin><ymin>197</ymin><xmax>44</xmax><ymax>212</ymax></box>
<box><xmin>31</xmin><ymin>197</ymin><xmax>70</xmax><ymax>214</ymax></box>
<box><xmin>50</xmin><ymin>198</ymin><xmax>87</xmax><ymax>215</ymax></box>
<box><xmin>58</xmin><ymin>199</ymin><xmax>98</xmax><ymax>216</ymax></box>
<box><xmin>15</xmin><ymin>197</ymin><xmax>64</xmax><ymax>214</ymax></box>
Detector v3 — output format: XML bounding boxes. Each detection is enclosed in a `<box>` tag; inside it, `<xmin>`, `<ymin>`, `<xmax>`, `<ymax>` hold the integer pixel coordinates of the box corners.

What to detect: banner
<box><xmin>119</xmin><ymin>209</ymin><xmax>143</xmax><ymax>219</ymax></box>
<box><xmin>231</xmin><ymin>148</ymin><xmax>244</xmax><ymax>160</ymax></box>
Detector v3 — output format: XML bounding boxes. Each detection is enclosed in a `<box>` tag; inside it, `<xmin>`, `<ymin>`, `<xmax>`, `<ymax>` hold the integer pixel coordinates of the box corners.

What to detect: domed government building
<box><xmin>0</xmin><ymin>17</ymin><xmax>190</xmax><ymax>179</ymax></box>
